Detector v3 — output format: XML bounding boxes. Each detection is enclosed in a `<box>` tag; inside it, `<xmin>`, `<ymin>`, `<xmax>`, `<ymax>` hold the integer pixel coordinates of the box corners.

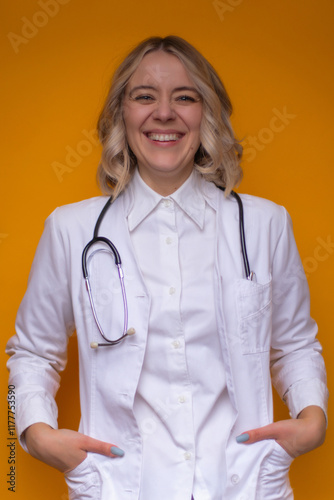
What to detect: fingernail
<box><xmin>110</xmin><ymin>446</ymin><xmax>125</xmax><ymax>457</ymax></box>
<box><xmin>236</xmin><ymin>433</ymin><xmax>250</xmax><ymax>443</ymax></box>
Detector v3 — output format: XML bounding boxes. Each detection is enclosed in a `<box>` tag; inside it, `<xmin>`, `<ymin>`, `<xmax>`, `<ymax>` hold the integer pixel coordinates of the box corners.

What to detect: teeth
<box><xmin>147</xmin><ymin>133</ymin><xmax>180</xmax><ymax>142</ymax></box>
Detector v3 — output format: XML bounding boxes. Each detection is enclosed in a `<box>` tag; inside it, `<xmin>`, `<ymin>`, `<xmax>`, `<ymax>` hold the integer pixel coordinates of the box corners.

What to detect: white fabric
<box><xmin>6</xmin><ymin>170</ymin><xmax>328</xmax><ymax>500</ymax></box>
<box><xmin>129</xmin><ymin>170</ymin><xmax>233</xmax><ymax>500</ymax></box>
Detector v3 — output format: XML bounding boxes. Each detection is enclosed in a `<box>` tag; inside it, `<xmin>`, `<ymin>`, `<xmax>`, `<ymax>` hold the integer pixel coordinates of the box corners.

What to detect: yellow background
<box><xmin>1</xmin><ymin>0</ymin><xmax>333</xmax><ymax>498</ymax></box>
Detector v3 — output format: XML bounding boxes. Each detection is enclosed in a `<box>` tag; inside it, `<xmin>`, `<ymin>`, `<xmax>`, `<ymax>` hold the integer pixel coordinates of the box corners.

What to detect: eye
<box><xmin>133</xmin><ymin>94</ymin><xmax>155</xmax><ymax>103</ymax></box>
<box><xmin>176</xmin><ymin>95</ymin><xmax>196</xmax><ymax>102</ymax></box>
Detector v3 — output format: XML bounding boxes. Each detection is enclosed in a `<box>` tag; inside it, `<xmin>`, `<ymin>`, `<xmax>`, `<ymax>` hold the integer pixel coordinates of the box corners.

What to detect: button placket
<box><xmin>157</xmin><ymin>198</ymin><xmax>196</xmax><ymax>479</ymax></box>
<box><xmin>159</xmin><ymin>199</ymin><xmax>179</xmax><ymax>303</ymax></box>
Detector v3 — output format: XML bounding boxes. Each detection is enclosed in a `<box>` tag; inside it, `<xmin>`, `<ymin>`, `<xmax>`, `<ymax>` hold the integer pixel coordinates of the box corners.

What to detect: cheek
<box><xmin>184</xmin><ymin>107</ymin><xmax>202</xmax><ymax>134</ymax></box>
<box><xmin>190</xmin><ymin>112</ymin><xmax>202</xmax><ymax>145</ymax></box>
<box><xmin>123</xmin><ymin>106</ymin><xmax>135</xmax><ymax>135</ymax></box>
<box><xmin>123</xmin><ymin>117</ymin><xmax>140</xmax><ymax>152</ymax></box>
<box><xmin>123</xmin><ymin>104</ymin><xmax>149</xmax><ymax>131</ymax></box>
<box><xmin>194</xmin><ymin>108</ymin><xmax>203</xmax><ymax>129</ymax></box>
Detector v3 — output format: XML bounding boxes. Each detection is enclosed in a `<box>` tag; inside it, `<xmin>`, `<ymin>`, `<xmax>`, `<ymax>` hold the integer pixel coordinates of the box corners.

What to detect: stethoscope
<box><xmin>82</xmin><ymin>186</ymin><xmax>255</xmax><ymax>349</ymax></box>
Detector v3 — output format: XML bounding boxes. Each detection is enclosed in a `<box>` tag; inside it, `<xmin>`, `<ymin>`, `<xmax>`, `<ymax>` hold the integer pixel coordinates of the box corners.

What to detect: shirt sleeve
<box><xmin>269</xmin><ymin>207</ymin><xmax>328</xmax><ymax>420</ymax></box>
<box><xmin>6</xmin><ymin>210</ymin><xmax>75</xmax><ymax>451</ymax></box>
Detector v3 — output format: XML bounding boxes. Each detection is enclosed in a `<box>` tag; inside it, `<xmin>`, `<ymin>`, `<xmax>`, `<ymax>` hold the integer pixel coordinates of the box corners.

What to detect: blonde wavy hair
<box><xmin>97</xmin><ymin>36</ymin><xmax>243</xmax><ymax>199</ymax></box>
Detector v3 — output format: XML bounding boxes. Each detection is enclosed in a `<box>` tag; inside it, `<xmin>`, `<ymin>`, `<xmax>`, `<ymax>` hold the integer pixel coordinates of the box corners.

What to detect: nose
<box><xmin>152</xmin><ymin>98</ymin><xmax>176</xmax><ymax>122</ymax></box>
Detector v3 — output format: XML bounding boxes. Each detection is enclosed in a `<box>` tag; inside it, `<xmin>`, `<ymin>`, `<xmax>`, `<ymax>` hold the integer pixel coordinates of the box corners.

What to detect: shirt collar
<box><xmin>126</xmin><ymin>168</ymin><xmax>218</xmax><ymax>231</ymax></box>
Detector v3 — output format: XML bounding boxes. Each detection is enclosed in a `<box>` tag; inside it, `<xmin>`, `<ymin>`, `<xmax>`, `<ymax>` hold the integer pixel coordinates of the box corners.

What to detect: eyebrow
<box><xmin>128</xmin><ymin>85</ymin><xmax>200</xmax><ymax>96</ymax></box>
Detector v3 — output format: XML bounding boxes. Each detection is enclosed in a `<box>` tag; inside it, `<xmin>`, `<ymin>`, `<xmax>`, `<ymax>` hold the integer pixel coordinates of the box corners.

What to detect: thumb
<box><xmin>78</xmin><ymin>433</ymin><xmax>125</xmax><ymax>458</ymax></box>
<box><xmin>236</xmin><ymin>422</ymin><xmax>280</xmax><ymax>444</ymax></box>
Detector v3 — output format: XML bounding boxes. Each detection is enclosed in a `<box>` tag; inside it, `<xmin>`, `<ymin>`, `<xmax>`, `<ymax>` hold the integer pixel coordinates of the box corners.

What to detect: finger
<box><xmin>80</xmin><ymin>434</ymin><xmax>125</xmax><ymax>458</ymax></box>
<box><xmin>236</xmin><ymin>422</ymin><xmax>280</xmax><ymax>444</ymax></box>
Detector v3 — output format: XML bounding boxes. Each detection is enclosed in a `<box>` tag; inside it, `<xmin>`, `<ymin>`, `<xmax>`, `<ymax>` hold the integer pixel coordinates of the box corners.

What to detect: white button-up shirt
<box><xmin>6</xmin><ymin>168</ymin><xmax>328</xmax><ymax>500</ymax></box>
<box><xmin>128</xmin><ymin>170</ymin><xmax>234</xmax><ymax>500</ymax></box>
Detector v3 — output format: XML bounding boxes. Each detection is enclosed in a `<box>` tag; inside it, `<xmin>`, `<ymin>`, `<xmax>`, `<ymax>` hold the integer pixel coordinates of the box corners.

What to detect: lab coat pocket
<box><xmin>64</xmin><ymin>455</ymin><xmax>101</xmax><ymax>499</ymax></box>
<box><xmin>236</xmin><ymin>276</ymin><xmax>272</xmax><ymax>354</ymax></box>
<box><xmin>258</xmin><ymin>441</ymin><xmax>294</xmax><ymax>499</ymax></box>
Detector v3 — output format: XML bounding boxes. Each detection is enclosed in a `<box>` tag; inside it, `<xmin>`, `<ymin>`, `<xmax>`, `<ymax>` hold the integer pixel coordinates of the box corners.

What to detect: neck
<box><xmin>137</xmin><ymin>167</ymin><xmax>193</xmax><ymax>196</ymax></box>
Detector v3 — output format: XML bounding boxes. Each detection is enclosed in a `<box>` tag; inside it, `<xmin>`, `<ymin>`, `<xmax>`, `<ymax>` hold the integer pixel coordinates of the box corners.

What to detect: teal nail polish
<box><xmin>110</xmin><ymin>446</ymin><xmax>125</xmax><ymax>457</ymax></box>
<box><xmin>236</xmin><ymin>433</ymin><xmax>250</xmax><ymax>443</ymax></box>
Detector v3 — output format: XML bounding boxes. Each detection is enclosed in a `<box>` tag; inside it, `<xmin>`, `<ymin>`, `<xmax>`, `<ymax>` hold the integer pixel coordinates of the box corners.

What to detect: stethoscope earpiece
<box><xmin>90</xmin><ymin>328</ymin><xmax>136</xmax><ymax>349</ymax></box>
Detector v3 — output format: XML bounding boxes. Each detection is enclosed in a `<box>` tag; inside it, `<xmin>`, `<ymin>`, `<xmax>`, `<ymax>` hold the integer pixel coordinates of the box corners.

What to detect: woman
<box><xmin>6</xmin><ymin>36</ymin><xmax>328</xmax><ymax>500</ymax></box>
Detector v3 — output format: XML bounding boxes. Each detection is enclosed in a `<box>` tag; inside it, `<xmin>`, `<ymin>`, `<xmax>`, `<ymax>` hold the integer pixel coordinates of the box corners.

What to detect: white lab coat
<box><xmin>6</xmin><ymin>183</ymin><xmax>328</xmax><ymax>500</ymax></box>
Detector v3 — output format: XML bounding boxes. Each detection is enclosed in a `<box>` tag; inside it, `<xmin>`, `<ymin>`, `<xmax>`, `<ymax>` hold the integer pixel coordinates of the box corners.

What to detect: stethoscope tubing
<box><xmin>82</xmin><ymin>224</ymin><xmax>129</xmax><ymax>346</ymax></box>
<box><xmin>218</xmin><ymin>187</ymin><xmax>252</xmax><ymax>280</ymax></box>
<box><xmin>82</xmin><ymin>186</ymin><xmax>254</xmax><ymax>348</ymax></box>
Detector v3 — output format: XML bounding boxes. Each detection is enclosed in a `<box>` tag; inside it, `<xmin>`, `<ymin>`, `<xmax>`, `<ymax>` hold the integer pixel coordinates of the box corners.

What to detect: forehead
<box><xmin>128</xmin><ymin>50</ymin><xmax>195</xmax><ymax>88</ymax></box>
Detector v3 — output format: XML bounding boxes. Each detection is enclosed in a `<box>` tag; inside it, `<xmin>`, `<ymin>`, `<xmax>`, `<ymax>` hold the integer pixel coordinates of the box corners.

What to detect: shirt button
<box><xmin>231</xmin><ymin>474</ymin><xmax>240</xmax><ymax>485</ymax></box>
<box><xmin>184</xmin><ymin>451</ymin><xmax>192</xmax><ymax>460</ymax></box>
<box><xmin>171</xmin><ymin>340</ymin><xmax>180</xmax><ymax>349</ymax></box>
<box><xmin>165</xmin><ymin>237</ymin><xmax>173</xmax><ymax>245</ymax></box>
<box><xmin>169</xmin><ymin>287</ymin><xmax>176</xmax><ymax>295</ymax></box>
<box><xmin>178</xmin><ymin>395</ymin><xmax>186</xmax><ymax>403</ymax></box>
<box><xmin>163</xmin><ymin>199</ymin><xmax>171</xmax><ymax>208</ymax></box>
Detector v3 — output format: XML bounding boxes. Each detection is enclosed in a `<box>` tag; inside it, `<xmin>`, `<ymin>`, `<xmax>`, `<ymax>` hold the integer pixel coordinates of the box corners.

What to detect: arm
<box><xmin>6</xmin><ymin>210</ymin><xmax>123</xmax><ymax>470</ymax></box>
<box><xmin>237</xmin><ymin>207</ymin><xmax>328</xmax><ymax>456</ymax></box>
<box><xmin>6</xmin><ymin>211</ymin><xmax>72</xmax><ymax>449</ymax></box>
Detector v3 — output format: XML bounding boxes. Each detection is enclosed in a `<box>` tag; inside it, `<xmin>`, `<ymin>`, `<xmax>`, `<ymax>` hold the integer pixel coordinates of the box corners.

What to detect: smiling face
<box><xmin>123</xmin><ymin>51</ymin><xmax>203</xmax><ymax>195</ymax></box>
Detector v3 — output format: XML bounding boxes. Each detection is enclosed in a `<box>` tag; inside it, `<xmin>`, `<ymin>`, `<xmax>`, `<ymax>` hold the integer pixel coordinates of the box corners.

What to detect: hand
<box><xmin>24</xmin><ymin>423</ymin><xmax>124</xmax><ymax>473</ymax></box>
<box><xmin>236</xmin><ymin>405</ymin><xmax>326</xmax><ymax>459</ymax></box>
